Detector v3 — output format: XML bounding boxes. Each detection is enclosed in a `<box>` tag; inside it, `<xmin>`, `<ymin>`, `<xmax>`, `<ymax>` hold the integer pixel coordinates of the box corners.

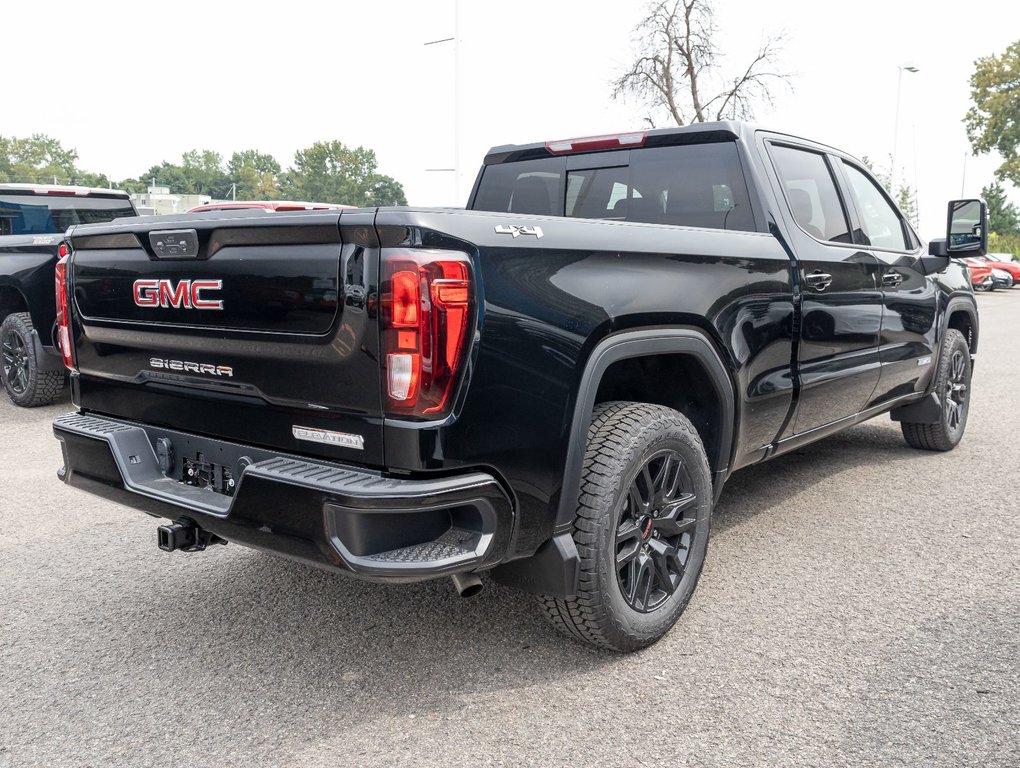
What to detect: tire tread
<box><xmin>900</xmin><ymin>329</ymin><xmax>969</xmax><ymax>452</ymax></box>
<box><xmin>1</xmin><ymin>312</ymin><xmax>65</xmax><ymax>407</ymax></box>
<box><xmin>538</xmin><ymin>401</ymin><xmax>710</xmax><ymax>652</ymax></box>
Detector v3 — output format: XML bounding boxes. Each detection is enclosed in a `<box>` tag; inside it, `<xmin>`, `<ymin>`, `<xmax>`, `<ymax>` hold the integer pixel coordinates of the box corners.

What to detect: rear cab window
<box><xmin>0</xmin><ymin>194</ymin><xmax>136</xmax><ymax>236</ymax></box>
<box><xmin>471</xmin><ymin>141</ymin><xmax>757</xmax><ymax>232</ymax></box>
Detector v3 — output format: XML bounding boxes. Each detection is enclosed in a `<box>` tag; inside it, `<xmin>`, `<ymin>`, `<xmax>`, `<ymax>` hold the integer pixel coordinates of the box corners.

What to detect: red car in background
<box><xmin>187</xmin><ymin>200</ymin><xmax>354</xmax><ymax>213</ymax></box>
<box><xmin>962</xmin><ymin>258</ymin><xmax>994</xmax><ymax>290</ymax></box>
<box><xmin>977</xmin><ymin>255</ymin><xmax>1020</xmax><ymax>286</ymax></box>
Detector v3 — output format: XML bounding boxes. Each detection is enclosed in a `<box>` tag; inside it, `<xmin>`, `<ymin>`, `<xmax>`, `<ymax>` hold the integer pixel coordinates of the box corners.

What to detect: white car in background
<box><xmin>990</xmin><ymin>268</ymin><xmax>1013</xmax><ymax>289</ymax></box>
<box><xmin>988</xmin><ymin>252</ymin><xmax>1018</xmax><ymax>263</ymax></box>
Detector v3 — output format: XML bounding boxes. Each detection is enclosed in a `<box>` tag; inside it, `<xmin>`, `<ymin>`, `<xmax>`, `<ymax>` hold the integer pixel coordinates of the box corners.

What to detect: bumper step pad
<box><xmin>54</xmin><ymin>411</ymin><xmax>513</xmax><ymax>580</ymax></box>
<box><xmin>365</xmin><ymin>528</ymin><xmax>477</xmax><ymax>564</ymax></box>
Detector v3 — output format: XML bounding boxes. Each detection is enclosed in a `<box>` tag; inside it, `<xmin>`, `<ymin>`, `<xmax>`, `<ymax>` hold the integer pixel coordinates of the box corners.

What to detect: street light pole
<box><xmin>891</xmin><ymin>64</ymin><xmax>919</xmax><ymax>194</ymax></box>
<box><xmin>453</xmin><ymin>0</ymin><xmax>460</xmax><ymax>203</ymax></box>
<box><xmin>424</xmin><ymin>0</ymin><xmax>461</xmax><ymax>205</ymax></box>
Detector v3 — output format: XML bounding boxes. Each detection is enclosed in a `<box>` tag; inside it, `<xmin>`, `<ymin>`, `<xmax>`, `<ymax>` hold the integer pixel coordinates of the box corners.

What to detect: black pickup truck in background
<box><xmin>0</xmin><ymin>185</ymin><xmax>136</xmax><ymax>406</ymax></box>
<box><xmin>52</xmin><ymin>122</ymin><xmax>983</xmax><ymax>651</ymax></box>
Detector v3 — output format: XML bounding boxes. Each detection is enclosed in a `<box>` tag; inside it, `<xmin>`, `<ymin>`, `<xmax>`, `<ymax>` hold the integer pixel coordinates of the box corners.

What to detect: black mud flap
<box><xmin>491</xmin><ymin>533</ymin><xmax>580</xmax><ymax>598</ymax></box>
<box><xmin>890</xmin><ymin>393</ymin><xmax>941</xmax><ymax>424</ymax></box>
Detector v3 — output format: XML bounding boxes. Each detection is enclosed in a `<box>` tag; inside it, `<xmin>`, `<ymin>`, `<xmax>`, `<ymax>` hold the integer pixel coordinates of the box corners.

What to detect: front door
<box><xmin>766</xmin><ymin>143</ymin><xmax>884</xmax><ymax>435</ymax></box>
<box><xmin>837</xmin><ymin>160</ymin><xmax>939</xmax><ymax>405</ymax></box>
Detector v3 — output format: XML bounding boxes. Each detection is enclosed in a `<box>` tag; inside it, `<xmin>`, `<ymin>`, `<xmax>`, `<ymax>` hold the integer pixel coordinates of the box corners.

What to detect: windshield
<box><xmin>0</xmin><ymin>194</ymin><xmax>136</xmax><ymax>236</ymax></box>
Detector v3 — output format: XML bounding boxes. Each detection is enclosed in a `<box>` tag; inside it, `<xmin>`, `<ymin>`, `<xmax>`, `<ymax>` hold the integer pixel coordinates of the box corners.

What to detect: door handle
<box><xmin>805</xmin><ymin>270</ymin><xmax>832</xmax><ymax>291</ymax></box>
<box><xmin>882</xmin><ymin>271</ymin><xmax>904</xmax><ymax>287</ymax></box>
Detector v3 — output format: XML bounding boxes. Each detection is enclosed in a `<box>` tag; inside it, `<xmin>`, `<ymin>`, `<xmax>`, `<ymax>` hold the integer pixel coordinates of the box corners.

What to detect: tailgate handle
<box><xmin>149</xmin><ymin>229</ymin><xmax>200</xmax><ymax>259</ymax></box>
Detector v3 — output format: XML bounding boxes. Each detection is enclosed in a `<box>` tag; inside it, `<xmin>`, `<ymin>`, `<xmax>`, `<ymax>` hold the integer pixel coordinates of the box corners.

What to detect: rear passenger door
<box><xmin>765</xmin><ymin>142</ymin><xmax>884</xmax><ymax>435</ymax></box>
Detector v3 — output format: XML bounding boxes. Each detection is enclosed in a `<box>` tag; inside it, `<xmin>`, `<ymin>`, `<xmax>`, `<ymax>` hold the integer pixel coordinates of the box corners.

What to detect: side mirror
<box><xmin>946</xmin><ymin>199</ymin><xmax>988</xmax><ymax>256</ymax></box>
<box><xmin>916</xmin><ymin>238</ymin><xmax>950</xmax><ymax>275</ymax></box>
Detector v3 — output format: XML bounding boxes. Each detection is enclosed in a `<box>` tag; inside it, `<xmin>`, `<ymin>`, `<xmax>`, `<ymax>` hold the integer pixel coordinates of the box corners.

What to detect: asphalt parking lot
<box><xmin>2</xmin><ymin>292</ymin><xmax>1018</xmax><ymax>768</ymax></box>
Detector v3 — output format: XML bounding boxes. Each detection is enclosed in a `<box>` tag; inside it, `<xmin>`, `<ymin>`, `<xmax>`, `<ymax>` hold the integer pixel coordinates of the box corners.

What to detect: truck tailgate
<box><xmin>66</xmin><ymin>209</ymin><xmax>384</xmax><ymax>466</ymax></box>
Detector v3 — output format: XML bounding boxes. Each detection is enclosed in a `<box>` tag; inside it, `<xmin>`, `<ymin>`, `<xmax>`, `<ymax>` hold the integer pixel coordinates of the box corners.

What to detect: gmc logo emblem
<box><xmin>133</xmin><ymin>279</ymin><xmax>224</xmax><ymax>310</ymax></box>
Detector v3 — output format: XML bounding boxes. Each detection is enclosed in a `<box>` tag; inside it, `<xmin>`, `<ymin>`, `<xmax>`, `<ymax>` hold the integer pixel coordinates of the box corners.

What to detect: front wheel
<box><xmin>901</xmin><ymin>329</ymin><xmax>971</xmax><ymax>451</ymax></box>
<box><xmin>0</xmin><ymin>312</ymin><xmax>66</xmax><ymax>407</ymax></box>
<box><xmin>538</xmin><ymin>402</ymin><xmax>713</xmax><ymax>652</ymax></box>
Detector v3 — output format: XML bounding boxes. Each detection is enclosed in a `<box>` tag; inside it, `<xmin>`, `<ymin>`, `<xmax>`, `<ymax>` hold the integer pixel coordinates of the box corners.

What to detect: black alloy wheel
<box><xmin>538</xmin><ymin>401</ymin><xmax>713</xmax><ymax>652</ymax></box>
<box><xmin>943</xmin><ymin>347</ymin><xmax>969</xmax><ymax>433</ymax></box>
<box><xmin>1</xmin><ymin>325</ymin><xmax>30</xmax><ymax>396</ymax></box>
<box><xmin>615</xmin><ymin>449</ymin><xmax>698</xmax><ymax>613</ymax></box>
<box><xmin>0</xmin><ymin>312</ymin><xmax>66</xmax><ymax>407</ymax></box>
<box><xmin>901</xmin><ymin>328</ymin><xmax>971</xmax><ymax>452</ymax></box>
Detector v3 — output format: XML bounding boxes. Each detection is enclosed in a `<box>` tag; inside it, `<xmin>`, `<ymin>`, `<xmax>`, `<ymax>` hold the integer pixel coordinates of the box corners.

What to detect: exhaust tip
<box><xmin>451</xmin><ymin>572</ymin><xmax>483</xmax><ymax>598</ymax></box>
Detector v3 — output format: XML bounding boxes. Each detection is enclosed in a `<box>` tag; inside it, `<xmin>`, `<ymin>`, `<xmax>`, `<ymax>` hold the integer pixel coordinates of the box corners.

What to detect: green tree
<box><xmin>181</xmin><ymin>149</ymin><xmax>231</xmax><ymax>197</ymax></box>
<box><xmin>227</xmin><ymin>150</ymin><xmax>282</xmax><ymax>200</ymax></box>
<box><xmin>981</xmin><ymin>181</ymin><xmax>1020</xmax><ymax>237</ymax></box>
<box><xmin>988</xmin><ymin>232</ymin><xmax>1020</xmax><ymax>256</ymax></box>
<box><xmin>72</xmin><ymin>170</ymin><xmax>116</xmax><ymax>188</ymax></box>
<box><xmin>0</xmin><ymin>134</ymin><xmax>80</xmax><ymax>184</ymax></box>
<box><xmin>364</xmin><ymin>175</ymin><xmax>408</xmax><ymax>206</ymax></box>
<box><xmin>116</xmin><ymin>177</ymin><xmax>148</xmax><ymax>195</ymax></box>
<box><xmin>0</xmin><ymin>134</ymin><xmax>121</xmax><ymax>188</ymax></box>
<box><xmin>283</xmin><ymin>141</ymin><xmax>406</xmax><ymax>205</ymax></box>
<box><xmin>142</xmin><ymin>150</ymin><xmax>231</xmax><ymax>197</ymax></box>
<box><xmin>965</xmin><ymin>40</ymin><xmax>1020</xmax><ymax>186</ymax></box>
<box><xmin>141</xmin><ymin>162</ymin><xmax>190</xmax><ymax>193</ymax></box>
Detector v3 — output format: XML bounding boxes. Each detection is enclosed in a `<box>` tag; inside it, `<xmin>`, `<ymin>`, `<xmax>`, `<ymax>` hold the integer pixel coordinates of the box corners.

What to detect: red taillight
<box><xmin>381</xmin><ymin>251</ymin><xmax>473</xmax><ymax>417</ymax></box>
<box><xmin>54</xmin><ymin>249</ymin><xmax>75</xmax><ymax>370</ymax></box>
<box><xmin>545</xmin><ymin>131</ymin><xmax>646</xmax><ymax>155</ymax></box>
<box><xmin>390</xmin><ymin>270</ymin><xmax>420</xmax><ymax>328</ymax></box>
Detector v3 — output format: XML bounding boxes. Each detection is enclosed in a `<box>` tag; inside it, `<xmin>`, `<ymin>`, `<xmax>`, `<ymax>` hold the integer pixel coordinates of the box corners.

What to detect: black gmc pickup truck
<box><xmin>1</xmin><ymin>184</ymin><xmax>136</xmax><ymax>406</ymax></box>
<box><xmin>52</xmin><ymin>122</ymin><xmax>983</xmax><ymax>651</ymax></box>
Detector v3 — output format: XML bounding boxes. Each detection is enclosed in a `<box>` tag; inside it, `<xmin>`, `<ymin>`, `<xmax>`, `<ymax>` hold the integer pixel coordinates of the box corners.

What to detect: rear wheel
<box><xmin>0</xmin><ymin>313</ymin><xmax>65</xmax><ymax>407</ymax></box>
<box><xmin>901</xmin><ymin>329</ymin><xmax>971</xmax><ymax>451</ymax></box>
<box><xmin>538</xmin><ymin>401</ymin><xmax>713</xmax><ymax>652</ymax></box>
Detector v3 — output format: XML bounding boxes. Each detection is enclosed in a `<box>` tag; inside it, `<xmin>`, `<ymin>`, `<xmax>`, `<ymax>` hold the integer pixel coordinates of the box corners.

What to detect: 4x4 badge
<box><xmin>495</xmin><ymin>224</ymin><xmax>543</xmax><ymax>239</ymax></box>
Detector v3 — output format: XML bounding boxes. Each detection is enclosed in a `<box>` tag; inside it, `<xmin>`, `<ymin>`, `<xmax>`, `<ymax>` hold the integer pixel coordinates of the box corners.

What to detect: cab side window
<box><xmin>841</xmin><ymin>163</ymin><xmax>909</xmax><ymax>251</ymax></box>
<box><xmin>768</xmin><ymin>145</ymin><xmax>852</xmax><ymax>244</ymax></box>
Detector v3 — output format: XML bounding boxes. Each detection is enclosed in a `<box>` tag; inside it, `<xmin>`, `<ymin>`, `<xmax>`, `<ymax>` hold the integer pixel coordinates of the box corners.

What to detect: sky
<box><xmin>4</xmin><ymin>0</ymin><xmax>1019</xmax><ymax>240</ymax></box>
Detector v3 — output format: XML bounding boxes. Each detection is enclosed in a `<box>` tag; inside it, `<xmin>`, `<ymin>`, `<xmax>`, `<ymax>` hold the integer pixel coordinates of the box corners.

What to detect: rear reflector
<box><xmin>381</xmin><ymin>250</ymin><xmax>473</xmax><ymax>417</ymax></box>
<box><xmin>387</xmin><ymin>353</ymin><xmax>419</xmax><ymax>402</ymax></box>
<box><xmin>545</xmin><ymin>131</ymin><xmax>646</xmax><ymax>155</ymax></box>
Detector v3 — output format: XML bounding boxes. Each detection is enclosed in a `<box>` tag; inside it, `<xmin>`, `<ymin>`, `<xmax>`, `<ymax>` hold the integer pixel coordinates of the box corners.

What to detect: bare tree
<box><xmin>613</xmin><ymin>0</ymin><xmax>789</xmax><ymax>127</ymax></box>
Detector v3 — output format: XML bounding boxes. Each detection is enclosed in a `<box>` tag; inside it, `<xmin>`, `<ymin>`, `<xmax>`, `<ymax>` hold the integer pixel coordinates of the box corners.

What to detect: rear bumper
<box><xmin>53</xmin><ymin>412</ymin><xmax>515</xmax><ymax>582</ymax></box>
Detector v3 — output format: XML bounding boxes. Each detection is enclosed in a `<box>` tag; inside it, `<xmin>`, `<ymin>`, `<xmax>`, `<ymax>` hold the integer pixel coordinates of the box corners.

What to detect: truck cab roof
<box><xmin>482</xmin><ymin>120</ymin><xmax>844</xmax><ymax>165</ymax></box>
<box><xmin>187</xmin><ymin>200</ymin><xmax>354</xmax><ymax>213</ymax></box>
<box><xmin>0</xmin><ymin>183</ymin><xmax>131</xmax><ymax>200</ymax></box>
